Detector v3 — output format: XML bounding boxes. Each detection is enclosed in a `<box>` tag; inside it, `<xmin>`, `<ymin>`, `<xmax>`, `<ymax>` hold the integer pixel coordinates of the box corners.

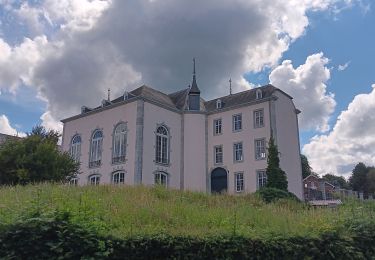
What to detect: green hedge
<box><xmin>0</xmin><ymin>213</ymin><xmax>374</xmax><ymax>259</ymax></box>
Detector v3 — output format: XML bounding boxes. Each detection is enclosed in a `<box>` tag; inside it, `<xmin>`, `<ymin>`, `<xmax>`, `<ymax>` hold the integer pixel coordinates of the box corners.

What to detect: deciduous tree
<box><xmin>0</xmin><ymin>126</ymin><xmax>78</xmax><ymax>185</ymax></box>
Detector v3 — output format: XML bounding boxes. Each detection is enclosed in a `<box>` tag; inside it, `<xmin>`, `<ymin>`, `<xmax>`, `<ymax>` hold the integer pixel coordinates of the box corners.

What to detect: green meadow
<box><xmin>0</xmin><ymin>184</ymin><xmax>374</xmax><ymax>239</ymax></box>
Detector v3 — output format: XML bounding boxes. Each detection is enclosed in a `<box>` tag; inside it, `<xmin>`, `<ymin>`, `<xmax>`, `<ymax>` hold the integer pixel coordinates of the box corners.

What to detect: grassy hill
<box><xmin>0</xmin><ymin>184</ymin><xmax>373</xmax><ymax>239</ymax></box>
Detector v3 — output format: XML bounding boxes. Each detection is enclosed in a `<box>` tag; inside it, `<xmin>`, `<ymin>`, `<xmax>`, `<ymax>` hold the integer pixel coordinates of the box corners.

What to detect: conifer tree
<box><xmin>266</xmin><ymin>136</ymin><xmax>288</xmax><ymax>191</ymax></box>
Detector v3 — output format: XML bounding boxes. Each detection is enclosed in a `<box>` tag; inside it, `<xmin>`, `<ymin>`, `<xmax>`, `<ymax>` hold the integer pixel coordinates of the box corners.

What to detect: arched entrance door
<box><xmin>211</xmin><ymin>167</ymin><xmax>227</xmax><ymax>193</ymax></box>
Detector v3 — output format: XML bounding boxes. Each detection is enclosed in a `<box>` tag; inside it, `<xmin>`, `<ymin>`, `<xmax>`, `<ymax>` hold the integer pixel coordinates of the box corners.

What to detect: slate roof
<box><xmin>204</xmin><ymin>84</ymin><xmax>278</xmax><ymax>112</ymax></box>
<box><xmin>63</xmin><ymin>83</ymin><xmax>289</xmax><ymax>122</ymax></box>
<box><xmin>0</xmin><ymin>133</ymin><xmax>22</xmax><ymax>146</ymax></box>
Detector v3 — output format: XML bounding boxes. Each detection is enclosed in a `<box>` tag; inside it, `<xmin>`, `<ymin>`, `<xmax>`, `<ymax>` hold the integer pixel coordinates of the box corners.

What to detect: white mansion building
<box><xmin>61</xmin><ymin>69</ymin><xmax>303</xmax><ymax>198</ymax></box>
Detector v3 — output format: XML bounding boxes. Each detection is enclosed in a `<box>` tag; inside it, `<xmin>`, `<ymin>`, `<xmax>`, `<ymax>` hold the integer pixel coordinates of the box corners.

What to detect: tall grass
<box><xmin>0</xmin><ymin>184</ymin><xmax>373</xmax><ymax>239</ymax></box>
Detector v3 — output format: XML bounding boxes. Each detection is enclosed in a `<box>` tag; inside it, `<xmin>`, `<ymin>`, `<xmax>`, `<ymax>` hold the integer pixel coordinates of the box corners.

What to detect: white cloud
<box><xmin>303</xmin><ymin>84</ymin><xmax>375</xmax><ymax>176</ymax></box>
<box><xmin>0</xmin><ymin>0</ymin><xmax>359</xmax><ymax>131</ymax></box>
<box><xmin>269</xmin><ymin>53</ymin><xmax>336</xmax><ymax>132</ymax></box>
<box><xmin>338</xmin><ymin>61</ymin><xmax>350</xmax><ymax>71</ymax></box>
<box><xmin>0</xmin><ymin>36</ymin><xmax>52</xmax><ymax>93</ymax></box>
<box><xmin>40</xmin><ymin>111</ymin><xmax>63</xmax><ymax>133</ymax></box>
<box><xmin>0</xmin><ymin>114</ymin><xmax>26</xmax><ymax>136</ymax></box>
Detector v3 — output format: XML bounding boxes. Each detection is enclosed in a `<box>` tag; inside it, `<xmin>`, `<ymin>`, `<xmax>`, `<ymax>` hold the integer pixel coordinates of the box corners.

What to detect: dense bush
<box><xmin>256</xmin><ymin>187</ymin><xmax>299</xmax><ymax>203</ymax></box>
<box><xmin>1</xmin><ymin>212</ymin><xmax>374</xmax><ymax>259</ymax></box>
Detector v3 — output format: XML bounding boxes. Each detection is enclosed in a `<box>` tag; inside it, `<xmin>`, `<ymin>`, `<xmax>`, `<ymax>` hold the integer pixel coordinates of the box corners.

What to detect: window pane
<box><xmin>235</xmin><ymin>173</ymin><xmax>244</xmax><ymax>192</ymax></box>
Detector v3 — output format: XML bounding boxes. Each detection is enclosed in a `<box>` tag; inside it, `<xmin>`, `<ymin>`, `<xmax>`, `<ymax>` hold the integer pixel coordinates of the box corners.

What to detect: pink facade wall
<box><xmin>207</xmin><ymin>102</ymin><xmax>270</xmax><ymax>194</ymax></box>
<box><xmin>274</xmin><ymin>91</ymin><xmax>303</xmax><ymax>199</ymax></box>
<box><xmin>183</xmin><ymin>113</ymin><xmax>207</xmax><ymax>192</ymax></box>
<box><xmin>141</xmin><ymin>102</ymin><xmax>182</xmax><ymax>188</ymax></box>
<box><xmin>62</xmin><ymin>101</ymin><xmax>138</xmax><ymax>185</ymax></box>
<box><xmin>62</xmin><ymin>90</ymin><xmax>302</xmax><ymax>198</ymax></box>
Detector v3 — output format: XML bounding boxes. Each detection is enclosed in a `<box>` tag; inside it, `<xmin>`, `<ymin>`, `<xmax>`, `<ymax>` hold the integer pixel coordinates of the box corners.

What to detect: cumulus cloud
<box><xmin>269</xmin><ymin>53</ymin><xmax>336</xmax><ymax>132</ymax></box>
<box><xmin>0</xmin><ymin>114</ymin><xmax>26</xmax><ymax>136</ymax></box>
<box><xmin>303</xmin><ymin>84</ymin><xmax>375</xmax><ymax>176</ymax></box>
<box><xmin>0</xmin><ymin>0</ymin><xmax>358</xmax><ymax>131</ymax></box>
<box><xmin>0</xmin><ymin>36</ymin><xmax>51</xmax><ymax>93</ymax></box>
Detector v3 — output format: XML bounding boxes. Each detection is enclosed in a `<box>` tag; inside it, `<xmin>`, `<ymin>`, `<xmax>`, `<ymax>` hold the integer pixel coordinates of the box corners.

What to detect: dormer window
<box><xmin>216</xmin><ymin>99</ymin><xmax>222</xmax><ymax>109</ymax></box>
<box><xmin>256</xmin><ymin>89</ymin><xmax>263</xmax><ymax>99</ymax></box>
<box><xmin>123</xmin><ymin>91</ymin><xmax>129</xmax><ymax>101</ymax></box>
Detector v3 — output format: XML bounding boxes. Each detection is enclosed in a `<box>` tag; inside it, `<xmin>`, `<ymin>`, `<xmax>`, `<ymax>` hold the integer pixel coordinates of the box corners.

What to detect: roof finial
<box><xmin>193</xmin><ymin>58</ymin><xmax>196</xmax><ymax>76</ymax></box>
<box><xmin>229</xmin><ymin>78</ymin><xmax>232</xmax><ymax>95</ymax></box>
<box><xmin>107</xmin><ymin>88</ymin><xmax>111</xmax><ymax>101</ymax></box>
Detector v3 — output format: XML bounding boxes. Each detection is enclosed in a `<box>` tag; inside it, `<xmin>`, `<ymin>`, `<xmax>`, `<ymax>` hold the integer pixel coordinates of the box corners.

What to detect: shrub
<box><xmin>256</xmin><ymin>187</ymin><xmax>299</xmax><ymax>203</ymax></box>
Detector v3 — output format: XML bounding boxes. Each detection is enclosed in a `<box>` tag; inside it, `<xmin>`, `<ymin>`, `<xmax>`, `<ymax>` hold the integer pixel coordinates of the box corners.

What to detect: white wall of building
<box><xmin>273</xmin><ymin>91</ymin><xmax>303</xmax><ymax>199</ymax></box>
<box><xmin>207</xmin><ymin>102</ymin><xmax>270</xmax><ymax>194</ymax></box>
<box><xmin>141</xmin><ymin>102</ymin><xmax>182</xmax><ymax>189</ymax></box>
<box><xmin>183</xmin><ymin>113</ymin><xmax>207</xmax><ymax>192</ymax></box>
<box><xmin>62</xmin><ymin>101</ymin><xmax>138</xmax><ymax>185</ymax></box>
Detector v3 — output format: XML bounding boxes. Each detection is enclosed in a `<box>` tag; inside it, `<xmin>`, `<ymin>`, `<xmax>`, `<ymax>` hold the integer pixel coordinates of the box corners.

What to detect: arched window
<box><xmin>256</xmin><ymin>89</ymin><xmax>263</xmax><ymax>99</ymax></box>
<box><xmin>154</xmin><ymin>171</ymin><xmax>168</xmax><ymax>187</ymax></box>
<box><xmin>70</xmin><ymin>135</ymin><xmax>81</xmax><ymax>163</ymax></box>
<box><xmin>89</xmin><ymin>130</ymin><xmax>103</xmax><ymax>168</ymax></box>
<box><xmin>112</xmin><ymin>171</ymin><xmax>125</xmax><ymax>184</ymax></box>
<box><xmin>89</xmin><ymin>174</ymin><xmax>100</xmax><ymax>185</ymax></box>
<box><xmin>112</xmin><ymin>123</ymin><xmax>127</xmax><ymax>164</ymax></box>
<box><xmin>155</xmin><ymin>125</ymin><xmax>169</xmax><ymax>164</ymax></box>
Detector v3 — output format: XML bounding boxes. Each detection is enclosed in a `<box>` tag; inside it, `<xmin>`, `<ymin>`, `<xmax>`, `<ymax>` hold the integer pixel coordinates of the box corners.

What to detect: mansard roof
<box><xmin>62</xmin><ymin>83</ymin><xmax>291</xmax><ymax>122</ymax></box>
<box><xmin>204</xmin><ymin>84</ymin><xmax>279</xmax><ymax>112</ymax></box>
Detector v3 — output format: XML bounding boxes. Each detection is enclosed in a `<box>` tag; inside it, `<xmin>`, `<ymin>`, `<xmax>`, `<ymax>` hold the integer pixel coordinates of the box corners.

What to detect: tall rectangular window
<box><xmin>257</xmin><ymin>170</ymin><xmax>267</xmax><ymax>189</ymax></box>
<box><xmin>255</xmin><ymin>138</ymin><xmax>266</xmax><ymax>160</ymax></box>
<box><xmin>235</xmin><ymin>172</ymin><xmax>244</xmax><ymax>192</ymax></box>
<box><xmin>155</xmin><ymin>126</ymin><xmax>169</xmax><ymax>164</ymax></box>
<box><xmin>213</xmin><ymin>119</ymin><xmax>222</xmax><ymax>135</ymax></box>
<box><xmin>233</xmin><ymin>142</ymin><xmax>243</xmax><ymax>162</ymax></box>
<box><xmin>254</xmin><ymin>109</ymin><xmax>264</xmax><ymax>128</ymax></box>
<box><xmin>232</xmin><ymin>114</ymin><xmax>242</xmax><ymax>132</ymax></box>
<box><xmin>214</xmin><ymin>145</ymin><xmax>223</xmax><ymax>164</ymax></box>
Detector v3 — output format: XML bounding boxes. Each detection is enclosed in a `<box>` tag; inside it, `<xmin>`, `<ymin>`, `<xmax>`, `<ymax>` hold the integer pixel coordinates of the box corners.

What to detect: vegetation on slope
<box><xmin>1</xmin><ymin>184</ymin><xmax>374</xmax><ymax>239</ymax></box>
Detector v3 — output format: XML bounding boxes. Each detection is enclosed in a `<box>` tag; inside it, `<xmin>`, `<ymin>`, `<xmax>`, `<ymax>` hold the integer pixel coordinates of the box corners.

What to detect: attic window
<box><xmin>256</xmin><ymin>89</ymin><xmax>263</xmax><ymax>99</ymax></box>
<box><xmin>216</xmin><ymin>99</ymin><xmax>222</xmax><ymax>109</ymax></box>
<box><xmin>102</xmin><ymin>99</ymin><xmax>111</xmax><ymax>107</ymax></box>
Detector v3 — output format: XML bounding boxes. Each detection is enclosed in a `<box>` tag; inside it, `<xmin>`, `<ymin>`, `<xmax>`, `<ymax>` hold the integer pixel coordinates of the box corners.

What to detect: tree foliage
<box><xmin>301</xmin><ymin>154</ymin><xmax>312</xmax><ymax>179</ymax></box>
<box><xmin>322</xmin><ymin>174</ymin><xmax>350</xmax><ymax>189</ymax></box>
<box><xmin>0</xmin><ymin>125</ymin><xmax>78</xmax><ymax>185</ymax></box>
<box><xmin>349</xmin><ymin>163</ymin><xmax>369</xmax><ymax>193</ymax></box>
<box><xmin>266</xmin><ymin>136</ymin><xmax>288</xmax><ymax>191</ymax></box>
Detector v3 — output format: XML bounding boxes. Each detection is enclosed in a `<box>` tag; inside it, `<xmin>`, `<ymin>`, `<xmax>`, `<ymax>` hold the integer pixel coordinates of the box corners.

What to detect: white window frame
<box><xmin>89</xmin><ymin>175</ymin><xmax>100</xmax><ymax>186</ymax></box>
<box><xmin>155</xmin><ymin>125</ymin><xmax>169</xmax><ymax>165</ymax></box>
<box><xmin>216</xmin><ymin>99</ymin><xmax>222</xmax><ymax>109</ymax></box>
<box><xmin>112</xmin><ymin>123</ymin><xmax>127</xmax><ymax>164</ymax></box>
<box><xmin>69</xmin><ymin>177</ymin><xmax>78</xmax><ymax>186</ymax></box>
<box><xmin>235</xmin><ymin>172</ymin><xmax>244</xmax><ymax>192</ymax></box>
<box><xmin>256</xmin><ymin>89</ymin><xmax>262</xmax><ymax>99</ymax></box>
<box><xmin>213</xmin><ymin>118</ymin><xmax>222</xmax><ymax>135</ymax></box>
<box><xmin>154</xmin><ymin>171</ymin><xmax>168</xmax><ymax>187</ymax></box>
<box><xmin>255</xmin><ymin>138</ymin><xmax>266</xmax><ymax>160</ymax></box>
<box><xmin>112</xmin><ymin>171</ymin><xmax>125</xmax><ymax>184</ymax></box>
<box><xmin>89</xmin><ymin>130</ymin><xmax>103</xmax><ymax>168</ymax></box>
<box><xmin>257</xmin><ymin>170</ymin><xmax>267</xmax><ymax>189</ymax></box>
<box><xmin>232</xmin><ymin>114</ymin><xmax>242</xmax><ymax>132</ymax></box>
<box><xmin>214</xmin><ymin>145</ymin><xmax>223</xmax><ymax>164</ymax></box>
<box><xmin>254</xmin><ymin>109</ymin><xmax>264</xmax><ymax>128</ymax></box>
<box><xmin>70</xmin><ymin>135</ymin><xmax>81</xmax><ymax>163</ymax></box>
<box><xmin>233</xmin><ymin>142</ymin><xmax>243</xmax><ymax>162</ymax></box>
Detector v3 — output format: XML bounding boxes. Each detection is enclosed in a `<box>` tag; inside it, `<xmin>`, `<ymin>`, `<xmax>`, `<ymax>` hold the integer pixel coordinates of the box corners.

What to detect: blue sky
<box><xmin>0</xmin><ymin>0</ymin><xmax>374</xmax><ymax>176</ymax></box>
